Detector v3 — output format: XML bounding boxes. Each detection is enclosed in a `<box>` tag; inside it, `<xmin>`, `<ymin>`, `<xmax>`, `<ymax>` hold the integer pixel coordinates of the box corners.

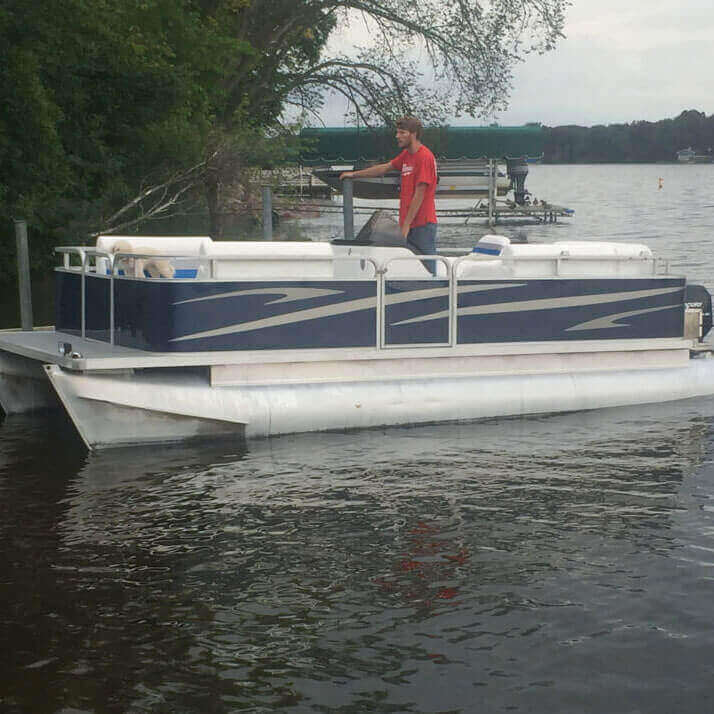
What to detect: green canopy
<box><xmin>299</xmin><ymin>124</ymin><xmax>545</xmax><ymax>165</ymax></box>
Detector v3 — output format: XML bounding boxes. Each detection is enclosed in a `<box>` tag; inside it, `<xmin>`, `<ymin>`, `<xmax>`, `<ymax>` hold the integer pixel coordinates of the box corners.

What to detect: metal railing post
<box><xmin>450</xmin><ymin>261</ymin><xmax>458</xmax><ymax>347</ymax></box>
<box><xmin>373</xmin><ymin>266</ymin><xmax>381</xmax><ymax>350</ymax></box>
<box><xmin>378</xmin><ymin>266</ymin><xmax>386</xmax><ymax>349</ymax></box>
<box><xmin>81</xmin><ymin>254</ymin><xmax>87</xmax><ymax>339</ymax></box>
<box><xmin>488</xmin><ymin>160</ymin><xmax>495</xmax><ymax>227</ymax></box>
<box><xmin>14</xmin><ymin>220</ymin><xmax>33</xmax><ymax>330</ymax></box>
<box><xmin>109</xmin><ymin>263</ymin><xmax>115</xmax><ymax>345</ymax></box>
<box><xmin>343</xmin><ymin>178</ymin><xmax>355</xmax><ymax>240</ymax></box>
<box><xmin>262</xmin><ymin>186</ymin><xmax>273</xmax><ymax>241</ymax></box>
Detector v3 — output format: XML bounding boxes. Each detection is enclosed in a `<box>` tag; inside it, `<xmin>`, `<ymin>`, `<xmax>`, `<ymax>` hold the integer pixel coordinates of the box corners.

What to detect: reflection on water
<box><xmin>3</xmin><ymin>401</ymin><xmax>714</xmax><ymax>712</ymax></box>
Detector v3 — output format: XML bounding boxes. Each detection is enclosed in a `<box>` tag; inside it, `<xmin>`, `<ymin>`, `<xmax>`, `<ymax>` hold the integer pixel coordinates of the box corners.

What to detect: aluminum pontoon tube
<box><xmin>44</xmin><ymin>355</ymin><xmax>714</xmax><ymax>450</ymax></box>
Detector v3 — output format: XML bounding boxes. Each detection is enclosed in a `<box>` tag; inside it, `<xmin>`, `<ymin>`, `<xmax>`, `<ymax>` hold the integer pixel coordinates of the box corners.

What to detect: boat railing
<box><xmin>54</xmin><ymin>246</ymin><xmax>673</xmax><ymax>350</ymax></box>
<box><xmin>55</xmin><ymin>246</ymin><xmax>669</xmax><ymax>278</ymax></box>
<box><xmin>56</xmin><ymin>248</ymin><xmax>384</xmax><ymax>277</ymax></box>
<box><xmin>449</xmin><ymin>252</ymin><xmax>668</xmax><ymax>345</ymax></box>
<box><xmin>486</xmin><ymin>252</ymin><xmax>665</xmax><ymax>276</ymax></box>
<box><xmin>56</xmin><ymin>248</ymin><xmax>383</xmax><ymax>346</ymax></box>
<box><xmin>55</xmin><ymin>249</ymin><xmax>116</xmax><ymax>341</ymax></box>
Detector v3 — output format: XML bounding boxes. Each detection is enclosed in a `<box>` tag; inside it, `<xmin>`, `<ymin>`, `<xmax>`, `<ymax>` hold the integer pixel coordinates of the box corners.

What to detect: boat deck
<box><xmin>0</xmin><ymin>328</ymin><xmax>697</xmax><ymax>373</ymax></box>
<box><xmin>0</xmin><ymin>329</ymin><xmax>148</xmax><ymax>369</ymax></box>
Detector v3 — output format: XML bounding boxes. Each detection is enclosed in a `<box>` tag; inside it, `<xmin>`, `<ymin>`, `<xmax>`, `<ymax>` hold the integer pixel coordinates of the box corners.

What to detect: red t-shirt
<box><xmin>391</xmin><ymin>145</ymin><xmax>438</xmax><ymax>228</ymax></box>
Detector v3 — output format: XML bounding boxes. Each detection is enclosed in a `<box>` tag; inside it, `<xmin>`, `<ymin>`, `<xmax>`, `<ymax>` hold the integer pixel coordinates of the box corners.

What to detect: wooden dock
<box><xmin>445</xmin><ymin>198</ymin><xmax>574</xmax><ymax>224</ymax></box>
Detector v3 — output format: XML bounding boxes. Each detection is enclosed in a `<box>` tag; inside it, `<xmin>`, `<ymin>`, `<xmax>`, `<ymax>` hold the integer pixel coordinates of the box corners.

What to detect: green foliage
<box><xmin>290</xmin><ymin>0</ymin><xmax>569</xmax><ymax>124</ymax></box>
<box><xmin>0</xmin><ymin>0</ymin><xmax>253</xmax><ymax>277</ymax></box>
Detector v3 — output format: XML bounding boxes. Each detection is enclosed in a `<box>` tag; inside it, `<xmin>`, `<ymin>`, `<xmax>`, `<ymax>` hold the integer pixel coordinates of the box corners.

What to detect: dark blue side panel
<box><xmin>57</xmin><ymin>273</ymin><xmax>686</xmax><ymax>352</ymax></box>
<box><xmin>55</xmin><ymin>272</ymin><xmax>111</xmax><ymax>340</ymax></box>
<box><xmin>55</xmin><ymin>271</ymin><xmax>81</xmax><ymax>335</ymax></box>
<box><xmin>456</xmin><ymin>278</ymin><xmax>684</xmax><ymax>342</ymax></box>
<box><xmin>85</xmin><ymin>275</ymin><xmax>111</xmax><ymax>341</ymax></box>
<box><xmin>114</xmin><ymin>280</ymin><xmax>173</xmax><ymax>350</ymax></box>
<box><xmin>385</xmin><ymin>280</ymin><xmax>449</xmax><ymax>345</ymax></box>
<box><xmin>114</xmin><ymin>280</ymin><xmax>378</xmax><ymax>351</ymax></box>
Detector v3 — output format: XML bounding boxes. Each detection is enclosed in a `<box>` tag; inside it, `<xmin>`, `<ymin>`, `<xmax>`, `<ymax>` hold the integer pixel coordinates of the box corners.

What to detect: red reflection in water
<box><xmin>372</xmin><ymin>520</ymin><xmax>470</xmax><ymax>610</ymax></box>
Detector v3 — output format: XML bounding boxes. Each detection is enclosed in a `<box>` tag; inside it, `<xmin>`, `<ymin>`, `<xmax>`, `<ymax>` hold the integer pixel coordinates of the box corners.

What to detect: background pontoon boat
<box><xmin>313</xmin><ymin>159</ymin><xmax>511</xmax><ymax>200</ymax></box>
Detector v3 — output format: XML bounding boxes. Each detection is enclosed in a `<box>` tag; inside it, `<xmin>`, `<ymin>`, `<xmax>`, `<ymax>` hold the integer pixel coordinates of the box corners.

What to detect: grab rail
<box><xmin>55</xmin><ymin>246</ymin><xmax>667</xmax><ymax>278</ymax></box>
<box><xmin>490</xmin><ymin>252</ymin><xmax>660</xmax><ymax>277</ymax></box>
<box><xmin>55</xmin><ymin>246</ymin><xmax>88</xmax><ymax>269</ymax></box>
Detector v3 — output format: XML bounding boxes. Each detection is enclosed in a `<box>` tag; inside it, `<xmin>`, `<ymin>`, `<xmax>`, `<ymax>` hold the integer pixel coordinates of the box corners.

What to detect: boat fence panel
<box><xmin>380</xmin><ymin>256</ymin><xmax>452</xmax><ymax>348</ymax></box>
<box><xmin>53</xmin><ymin>248</ymin><xmax>683</xmax><ymax>353</ymax></box>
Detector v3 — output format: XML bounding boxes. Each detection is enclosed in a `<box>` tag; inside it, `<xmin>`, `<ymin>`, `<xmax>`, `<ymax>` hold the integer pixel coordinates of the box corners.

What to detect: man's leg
<box><xmin>406</xmin><ymin>223</ymin><xmax>438</xmax><ymax>275</ymax></box>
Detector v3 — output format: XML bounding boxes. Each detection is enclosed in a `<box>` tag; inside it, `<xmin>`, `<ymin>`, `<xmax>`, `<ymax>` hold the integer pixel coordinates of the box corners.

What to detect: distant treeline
<box><xmin>543</xmin><ymin>109</ymin><xmax>713</xmax><ymax>163</ymax></box>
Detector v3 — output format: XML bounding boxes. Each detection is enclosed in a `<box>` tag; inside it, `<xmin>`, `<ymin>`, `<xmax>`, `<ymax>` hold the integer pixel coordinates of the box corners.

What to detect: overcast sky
<box><xmin>317</xmin><ymin>0</ymin><xmax>714</xmax><ymax>128</ymax></box>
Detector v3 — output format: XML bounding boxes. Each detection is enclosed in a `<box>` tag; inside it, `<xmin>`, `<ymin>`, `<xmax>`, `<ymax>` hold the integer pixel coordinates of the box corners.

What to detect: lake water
<box><xmin>3</xmin><ymin>164</ymin><xmax>714</xmax><ymax>712</ymax></box>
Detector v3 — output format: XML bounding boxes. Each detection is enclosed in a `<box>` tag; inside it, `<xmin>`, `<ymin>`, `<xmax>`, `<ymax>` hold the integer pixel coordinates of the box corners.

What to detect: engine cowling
<box><xmin>684</xmin><ymin>284</ymin><xmax>713</xmax><ymax>341</ymax></box>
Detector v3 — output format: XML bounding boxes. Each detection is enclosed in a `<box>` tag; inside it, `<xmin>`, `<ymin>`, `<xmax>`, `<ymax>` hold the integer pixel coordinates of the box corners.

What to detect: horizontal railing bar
<box><xmin>56</xmin><ymin>245</ymin><xmax>660</xmax><ymax>264</ymax></box>
<box><xmin>110</xmin><ymin>253</ymin><xmax>378</xmax><ymax>263</ymax></box>
<box><xmin>423</xmin><ymin>251</ymin><xmax>656</xmax><ymax>261</ymax></box>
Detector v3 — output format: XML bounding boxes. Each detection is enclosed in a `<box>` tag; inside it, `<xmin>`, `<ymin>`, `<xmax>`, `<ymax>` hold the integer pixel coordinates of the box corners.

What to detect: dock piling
<box><xmin>343</xmin><ymin>178</ymin><xmax>355</xmax><ymax>240</ymax></box>
<box><xmin>262</xmin><ymin>186</ymin><xmax>273</xmax><ymax>241</ymax></box>
<box><xmin>14</xmin><ymin>220</ymin><xmax>33</xmax><ymax>331</ymax></box>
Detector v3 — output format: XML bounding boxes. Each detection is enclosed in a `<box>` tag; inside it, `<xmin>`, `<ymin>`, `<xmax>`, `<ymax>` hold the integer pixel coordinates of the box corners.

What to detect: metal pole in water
<box><xmin>262</xmin><ymin>185</ymin><xmax>273</xmax><ymax>241</ymax></box>
<box><xmin>343</xmin><ymin>178</ymin><xmax>354</xmax><ymax>240</ymax></box>
<box><xmin>14</xmin><ymin>219</ymin><xmax>33</xmax><ymax>331</ymax></box>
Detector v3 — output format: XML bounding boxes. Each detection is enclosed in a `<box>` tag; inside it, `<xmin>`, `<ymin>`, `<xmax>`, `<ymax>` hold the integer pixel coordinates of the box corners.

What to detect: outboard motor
<box><xmin>505</xmin><ymin>156</ymin><xmax>529</xmax><ymax>205</ymax></box>
<box><xmin>684</xmin><ymin>284</ymin><xmax>713</xmax><ymax>342</ymax></box>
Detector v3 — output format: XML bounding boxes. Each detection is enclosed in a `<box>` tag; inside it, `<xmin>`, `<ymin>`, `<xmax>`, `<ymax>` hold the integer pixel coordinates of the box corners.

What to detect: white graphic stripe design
<box><xmin>385</xmin><ymin>282</ymin><xmax>524</xmax><ymax>305</ymax></box>
<box><xmin>175</xmin><ymin>282</ymin><xmax>517</xmax><ymax>309</ymax></box>
<box><xmin>173</xmin><ymin>287</ymin><xmax>344</xmax><ymax>306</ymax></box>
<box><xmin>391</xmin><ymin>287</ymin><xmax>682</xmax><ymax>327</ymax></box>
<box><xmin>565</xmin><ymin>304</ymin><xmax>679</xmax><ymax>331</ymax></box>
<box><xmin>170</xmin><ymin>283</ymin><xmax>517</xmax><ymax>343</ymax></box>
<box><xmin>170</xmin><ymin>296</ymin><xmax>378</xmax><ymax>342</ymax></box>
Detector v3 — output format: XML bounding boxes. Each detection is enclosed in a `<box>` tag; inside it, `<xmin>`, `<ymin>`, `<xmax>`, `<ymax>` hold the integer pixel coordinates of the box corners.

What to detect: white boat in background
<box><xmin>676</xmin><ymin>147</ymin><xmax>713</xmax><ymax>163</ymax></box>
<box><xmin>313</xmin><ymin>159</ymin><xmax>511</xmax><ymax>199</ymax></box>
<box><xmin>1</xmin><ymin>232</ymin><xmax>713</xmax><ymax>450</ymax></box>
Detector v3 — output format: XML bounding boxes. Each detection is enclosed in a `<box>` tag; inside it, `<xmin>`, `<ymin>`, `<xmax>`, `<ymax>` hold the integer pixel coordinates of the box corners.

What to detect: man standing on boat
<box><xmin>340</xmin><ymin>117</ymin><xmax>438</xmax><ymax>274</ymax></box>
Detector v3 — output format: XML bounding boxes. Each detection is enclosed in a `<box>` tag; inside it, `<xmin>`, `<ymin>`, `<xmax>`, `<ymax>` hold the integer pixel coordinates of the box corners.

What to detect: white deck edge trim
<box><xmin>0</xmin><ymin>330</ymin><xmax>698</xmax><ymax>371</ymax></box>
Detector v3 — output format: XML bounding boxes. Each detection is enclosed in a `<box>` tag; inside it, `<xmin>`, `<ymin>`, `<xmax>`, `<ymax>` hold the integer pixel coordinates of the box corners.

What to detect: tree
<box><xmin>0</xmin><ymin>0</ymin><xmax>570</xmax><ymax>277</ymax></box>
<box><xmin>0</xmin><ymin>0</ymin><xmax>255</xmax><ymax>275</ymax></box>
<box><xmin>215</xmin><ymin>0</ymin><xmax>569</xmax><ymax>127</ymax></box>
<box><xmin>129</xmin><ymin>0</ymin><xmax>571</xmax><ymax>235</ymax></box>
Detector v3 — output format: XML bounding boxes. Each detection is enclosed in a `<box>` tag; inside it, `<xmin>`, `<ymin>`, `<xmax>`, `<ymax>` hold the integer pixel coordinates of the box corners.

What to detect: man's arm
<box><xmin>401</xmin><ymin>183</ymin><xmax>427</xmax><ymax>238</ymax></box>
<box><xmin>339</xmin><ymin>161</ymin><xmax>393</xmax><ymax>181</ymax></box>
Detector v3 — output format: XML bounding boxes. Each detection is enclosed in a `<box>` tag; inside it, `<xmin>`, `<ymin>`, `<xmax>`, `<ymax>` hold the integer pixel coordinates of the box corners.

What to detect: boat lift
<box><xmin>269</xmin><ymin>160</ymin><xmax>573</xmax><ymax>236</ymax></box>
